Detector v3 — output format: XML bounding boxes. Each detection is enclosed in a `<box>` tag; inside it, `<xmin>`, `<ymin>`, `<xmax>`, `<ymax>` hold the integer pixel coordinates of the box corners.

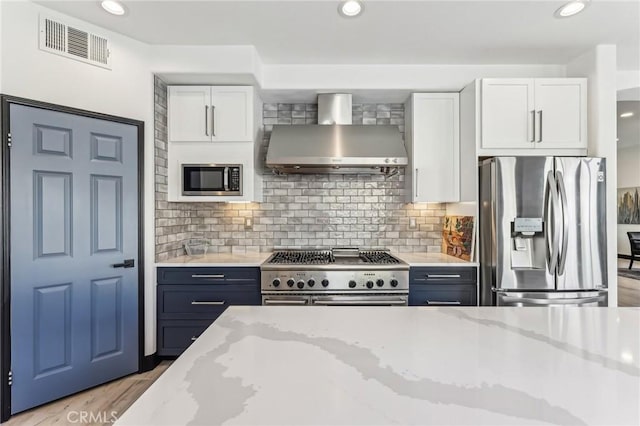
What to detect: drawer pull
<box><xmin>191</xmin><ymin>336</ymin><xmax>199</xmax><ymax>341</ymax></box>
<box><xmin>426</xmin><ymin>274</ymin><xmax>461</xmax><ymax>278</ymax></box>
<box><xmin>425</xmin><ymin>300</ymin><xmax>461</xmax><ymax>305</ymax></box>
<box><xmin>191</xmin><ymin>301</ymin><xmax>225</xmax><ymax>305</ymax></box>
<box><xmin>191</xmin><ymin>274</ymin><xmax>225</xmax><ymax>279</ymax></box>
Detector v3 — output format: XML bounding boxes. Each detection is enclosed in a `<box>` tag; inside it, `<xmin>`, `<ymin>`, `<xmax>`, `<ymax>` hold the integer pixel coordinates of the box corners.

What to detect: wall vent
<box><xmin>39</xmin><ymin>16</ymin><xmax>112</xmax><ymax>69</ymax></box>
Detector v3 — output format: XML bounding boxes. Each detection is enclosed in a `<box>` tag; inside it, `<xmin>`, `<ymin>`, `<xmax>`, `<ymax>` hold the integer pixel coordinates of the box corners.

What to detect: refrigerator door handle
<box><xmin>544</xmin><ymin>171</ymin><xmax>561</xmax><ymax>274</ymax></box>
<box><xmin>556</xmin><ymin>171</ymin><xmax>570</xmax><ymax>275</ymax></box>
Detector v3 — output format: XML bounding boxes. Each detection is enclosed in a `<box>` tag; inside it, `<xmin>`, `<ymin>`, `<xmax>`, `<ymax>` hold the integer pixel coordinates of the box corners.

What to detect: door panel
<box><xmin>10</xmin><ymin>104</ymin><xmax>139</xmax><ymax>414</ymax></box>
<box><xmin>494</xmin><ymin>157</ymin><xmax>555</xmax><ymax>291</ymax></box>
<box><xmin>535</xmin><ymin>79</ymin><xmax>587</xmax><ymax>149</ymax></box>
<box><xmin>481</xmin><ymin>79</ymin><xmax>535</xmax><ymax>149</ymax></box>
<box><xmin>554</xmin><ymin>157</ymin><xmax>607</xmax><ymax>290</ymax></box>
<box><xmin>211</xmin><ymin>87</ymin><xmax>252</xmax><ymax>142</ymax></box>
<box><xmin>168</xmin><ymin>86</ymin><xmax>211</xmax><ymax>142</ymax></box>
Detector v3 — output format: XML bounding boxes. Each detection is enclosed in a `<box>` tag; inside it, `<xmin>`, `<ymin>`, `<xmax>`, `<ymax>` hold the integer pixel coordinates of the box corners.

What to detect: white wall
<box><xmin>0</xmin><ymin>0</ymin><xmax>158</xmax><ymax>356</ymax></box>
<box><xmin>567</xmin><ymin>45</ymin><xmax>618</xmax><ymax>306</ymax></box>
<box><xmin>617</xmin><ymin>145</ymin><xmax>640</xmax><ymax>255</ymax></box>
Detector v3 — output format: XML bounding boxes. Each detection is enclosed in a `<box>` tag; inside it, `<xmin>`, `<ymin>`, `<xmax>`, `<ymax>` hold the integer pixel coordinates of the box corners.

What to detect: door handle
<box><xmin>415</xmin><ymin>168</ymin><xmax>419</xmax><ymax>198</ymax></box>
<box><xmin>556</xmin><ymin>171</ymin><xmax>569</xmax><ymax>275</ymax></box>
<box><xmin>211</xmin><ymin>105</ymin><xmax>216</xmax><ymax>137</ymax></box>
<box><xmin>263</xmin><ymin>299</ymin><xmax>308</xmax><ymax>305</ymax></box>
<box><xmin>425</xmin><ymin>300</ymin><xmax>461</xmax><ymax>305</ymax></box>
<box><xmin>537</xmin><ymin>110</ymin><xmax>543</xmax><ymax>142</ymax></box>
<box><xmin>112</xmin><ymin>259</ymin><xmax>134</xmax><ymax>268</ymax></box>
<box><xmin>530</xmin><ymin>110</ymin><xmax>535</xmax><ymax>142</ymax></box>
<box><xmin>191</xmin><ymin>301</ymin><xmax>225</xmax><ymax>305</ymax></box>
<box><xmin>544</xmin><ymin>171</ymin><xmax>560</xmax><ymax>274</ymax></box>
<box><xmin>191</xmin><ymin>274</ymin><xmax>224</xmax><ymax>279</ymax></box>
<box><xmin>426</xmin><ymin>274</ymin><xmax>461</xmax><ymax>279</ymax></box>
<box><xmin>205</xmin><ymin>105</ymin><xmax>209</xmax><ymax>136</ymax></box>
<box><xmin>191</xmin><ymin>336</ymin><xmax>199</xmax><ymax>341</ymax></box>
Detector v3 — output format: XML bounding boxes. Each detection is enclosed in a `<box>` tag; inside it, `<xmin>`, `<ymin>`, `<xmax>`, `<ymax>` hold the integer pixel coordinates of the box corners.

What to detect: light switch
<box><xmin>408</xmin><ymin>218</ymin><xmax>417</xmax><ymax>230</ymax></box>
<box><xmin>244</xmin><ymin>217</ymin><xmax>253</xmax><ymax>229</ymax></box>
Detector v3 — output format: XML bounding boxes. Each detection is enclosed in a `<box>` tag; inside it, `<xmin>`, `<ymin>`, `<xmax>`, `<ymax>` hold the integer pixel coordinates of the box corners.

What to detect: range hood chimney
<box><xmin>265</xmin><ymin>93</ymin><xmax>408</xmax><ymax>175</ymax></box>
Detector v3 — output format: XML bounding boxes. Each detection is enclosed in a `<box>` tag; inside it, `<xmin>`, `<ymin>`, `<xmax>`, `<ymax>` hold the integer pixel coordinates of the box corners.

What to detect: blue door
<box><xmin>9</xmin><ymin>104</ymin><xmax>139</xmax><ymax>414</ymax></box>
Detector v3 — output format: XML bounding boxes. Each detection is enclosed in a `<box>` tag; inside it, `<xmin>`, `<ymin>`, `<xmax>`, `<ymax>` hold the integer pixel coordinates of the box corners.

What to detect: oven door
<box><xmin>262</xmin><ymin>295</ymin><xmax>311</xmax><ymax>306</ymax></box>
<box><xmin>311</xmin><ymin>295</ymin><xmax>408</xmax><ymax>306</ymax></box>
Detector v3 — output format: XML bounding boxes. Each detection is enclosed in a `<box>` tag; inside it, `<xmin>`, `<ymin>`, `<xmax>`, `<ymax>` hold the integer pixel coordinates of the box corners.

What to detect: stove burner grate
<box><xmin>359</xmin><ymin>251</ymin><xmax>401</xmax><ymax>264</ymax></box>
<box><xmin>268</xmin><ymin>251</ymin><xmax>335</xmax><ymax>265</ymax></box>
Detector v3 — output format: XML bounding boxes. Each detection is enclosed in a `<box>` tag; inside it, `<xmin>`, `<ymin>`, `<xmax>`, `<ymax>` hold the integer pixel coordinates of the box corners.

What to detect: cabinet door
<box><xmin>211</xmin><ymin>86</ymin><xmax>253</xmax><ymax>142</ymax></box>
<box><xmin>410</xmin><ymin>93</ymin><xmax>460</xmax><ymax>202</ymax></box>
<box><xmin>168</xmin><ymin>86</ymin><xmax>211</xmax><ymax>142</ymax></box>
<box><xmin>481</xmin><ymin>79</ymin><xmax>535</xmax><ymax>149</ymax></box>
<box><xmin>534</xmin><ymin>79</ymin><xmax>587</xmax><ymax>149</ymax></box>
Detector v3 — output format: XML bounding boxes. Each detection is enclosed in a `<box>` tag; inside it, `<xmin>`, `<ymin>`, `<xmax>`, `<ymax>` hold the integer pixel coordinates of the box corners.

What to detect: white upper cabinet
<box><xmin>533</xmin><ymin>79</ymin><xmax>587</xmax><ymax>149</ymax></box>
<box><xmin>405</xmin><ymin>93</ymin><xmax>460</xmax><ymax>203</ymax></box>
<box><xmin>480</xmin><ymin>78</ymin><xmax>587</xmax><ymax>150</ymax></box>
<box><xmin>168</xmin><ymin>85</ymin><xmax>254</xmax><ymax>142</ymax></box>
<box><xmin>168</xmin><ymin>86</ymin><xmax>211</xmax><ymax>142</ymax></box>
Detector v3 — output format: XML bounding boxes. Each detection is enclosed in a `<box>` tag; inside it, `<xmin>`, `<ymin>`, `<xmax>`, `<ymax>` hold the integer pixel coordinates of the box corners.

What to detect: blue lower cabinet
<box><xmin>157</xmin><ymin>267</ymin><xmax>261</xmax><ymax>356</ymax></box>
<box><xmin>157</xmin><ymin>320</ymin><xmax>213</xmax><ymax>356</ymax></box>
<box><xmin>409</xmin><ymin>267</ymin><xmax>478</xmax><ymax>307</ymax></box>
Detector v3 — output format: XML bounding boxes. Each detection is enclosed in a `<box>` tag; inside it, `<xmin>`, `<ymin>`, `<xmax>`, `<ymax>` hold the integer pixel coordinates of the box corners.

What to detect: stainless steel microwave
<box><xmin>181</xmin><ymin>164</ymin><xmax>243</xmax><ymax>196</ymax></box>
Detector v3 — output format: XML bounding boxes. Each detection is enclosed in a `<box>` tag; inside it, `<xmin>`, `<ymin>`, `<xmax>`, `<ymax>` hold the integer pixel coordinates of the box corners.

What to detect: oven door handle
<box><xmin>263</xmin><ymin>299</ymin><xmax>309</xmax><ymax>305</ymax></box>
<box><xmin>312</xmin><ymin>299</ymin><xmax>407</xmax><ymax>306</ymax></box>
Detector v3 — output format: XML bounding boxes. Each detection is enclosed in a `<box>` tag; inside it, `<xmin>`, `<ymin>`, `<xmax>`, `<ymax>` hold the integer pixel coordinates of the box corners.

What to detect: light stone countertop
<box><xmin>392</xmin><ymin>252</ymin><xmax>477</xmax><ymax>267</ymax></box>
<box><xmin>156</xmin><ymin>251</ymin><xmax>476</xmax><ymax>267</ymax></box>
<box><xmin>117</xmin><ymin>306</ymin><xmax>640</xmax><ymax>426</ymax></box>
<box><xmin>156</xmin><ymin>252</ymin><xmax>272</xmax><ymax>267</ymax></box>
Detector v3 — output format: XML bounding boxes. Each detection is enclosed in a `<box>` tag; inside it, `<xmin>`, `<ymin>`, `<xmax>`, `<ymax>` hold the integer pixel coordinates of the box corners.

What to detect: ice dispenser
<box><xmin>510</xmin><ymin>218</ymin><xmax>545</xmax><ymax>269</ymax></box>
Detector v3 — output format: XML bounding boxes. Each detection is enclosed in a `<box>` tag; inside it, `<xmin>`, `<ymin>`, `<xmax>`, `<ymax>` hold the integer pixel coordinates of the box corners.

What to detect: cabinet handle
<box><xmin>191</xmin><ymin>301</ymin><xmax>225</xmax><ymax>305</ymax></box>
<box><xmin>191</xmin><ymin>336</ymin><xmax>199</xmax><ymax>341</ymax></box>
<box><xmin>205</xmin><ymin>105</ymin><xmax>209</xmax><ymax>136</ymax></box>
<box><xmin>537</xmin><ymin>110</ymin><xmax>543</xmax><ymax>142</ymax></box>
<box><xmin>191</xmin><ymin>274</ymin><xmax>225</xmax><ymax>279</ymax></box>
<box><xmin>425</xmin><ymin>301</ymin><xmax>461</xmax><ymax>305</ymax></box>
<box><xmin>415</xmin><ymin>168</ymin><xmax>419</xmax><ymax>198</ymax></box>
<box><xmin>211</xmin><ymin>105</ymin><xmax>216</xmax><ymax>137</ymax></box>
<box><xmin>426</xmin><ymin>274</ymin><xmax>461</xmax><ymax>278</ymax></box>
<box><xmin>530</xmin><ymin>110</ymin><xmax>535</xmax><ymax>142</ymax></box>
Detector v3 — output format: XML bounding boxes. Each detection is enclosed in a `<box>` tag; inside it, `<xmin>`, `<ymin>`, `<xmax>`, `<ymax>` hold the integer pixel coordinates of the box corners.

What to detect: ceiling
<box><xmin>617</xmin><ymin>101</ymin><xmax>640</xmax><ymax>149</ymax></box>
<box><xmin>35</xmin><ymin>0</ymin><xmax>640</xmax><ymax>68</ymax></box>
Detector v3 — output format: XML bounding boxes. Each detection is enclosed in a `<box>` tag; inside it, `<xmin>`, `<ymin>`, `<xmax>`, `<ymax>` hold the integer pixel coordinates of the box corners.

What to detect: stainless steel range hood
<box><xmin>266</xmin><ymin>94</ymin><xmax>408</xmax><ymax>175</ymax></box>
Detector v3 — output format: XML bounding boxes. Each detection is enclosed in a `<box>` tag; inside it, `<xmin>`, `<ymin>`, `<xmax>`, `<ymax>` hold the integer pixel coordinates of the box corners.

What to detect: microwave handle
<box><xmin>223</xmin><ymin>167</ymin><xmax>229</xmax><ymax>191</ymax></box>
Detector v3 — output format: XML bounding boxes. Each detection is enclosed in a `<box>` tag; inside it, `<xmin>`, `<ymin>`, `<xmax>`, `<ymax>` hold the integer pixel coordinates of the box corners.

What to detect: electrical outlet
<box><xmin>408</xmin><ymin>218</ymin><xmax>417</xmax><ymax>230</ymax></box>
<box><xmin>244</xmin><ymin>217</ymin><xmax>253</xmax><ymax>229</ymax></box>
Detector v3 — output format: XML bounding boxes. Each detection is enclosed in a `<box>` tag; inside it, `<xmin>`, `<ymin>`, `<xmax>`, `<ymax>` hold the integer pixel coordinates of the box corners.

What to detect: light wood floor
<box><xmin>2</xmin><ymin>361</ymin><xmax>171</xmax><ymax>426</ymax></box>
<box><xmin>618</xmin><ymin>259</ymin><xmax>640</xmax><ymax>307</ymax></box>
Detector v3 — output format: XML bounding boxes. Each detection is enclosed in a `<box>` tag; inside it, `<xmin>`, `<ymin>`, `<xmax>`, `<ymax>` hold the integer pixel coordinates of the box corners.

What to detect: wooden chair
<box><xmin>628</xmin><ymin>232</ymin><xmax>640</xmax><ymax>269</ymax></box>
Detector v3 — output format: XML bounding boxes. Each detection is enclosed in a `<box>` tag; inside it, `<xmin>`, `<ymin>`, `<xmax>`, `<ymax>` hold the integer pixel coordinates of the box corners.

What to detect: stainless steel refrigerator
<box><xmin>479</xmin><ymin>157</ymin><xmax>608</xmax><ymax>307</ymax></box>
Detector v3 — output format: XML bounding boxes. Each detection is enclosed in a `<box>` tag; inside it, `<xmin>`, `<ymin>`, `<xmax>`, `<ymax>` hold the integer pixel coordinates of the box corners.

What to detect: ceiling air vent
<box><xmin>39</xmin><ymin>16</ymin><xmax>112</xmax><ymax>69</ymax></box>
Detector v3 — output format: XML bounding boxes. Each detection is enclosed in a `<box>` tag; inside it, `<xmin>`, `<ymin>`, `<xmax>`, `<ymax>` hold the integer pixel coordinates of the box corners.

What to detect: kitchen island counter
<box><xmin>117</xmin><ymin>307</ymin><xmax>639</xmax><ymax>426</ymax></box>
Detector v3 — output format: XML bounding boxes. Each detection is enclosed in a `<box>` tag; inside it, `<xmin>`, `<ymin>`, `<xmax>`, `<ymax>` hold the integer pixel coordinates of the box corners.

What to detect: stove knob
<box><xmin>307</xmin><ymin>279</ymin><xmax>315</xmax><ymax>287</ymax></box>
<box><xmin>376</xmin><ymin>279</ymin><xmax>384</xmax><ymax>287</ymax></box>
<box><xmin>348</xmin><ymin>280</ymin><xmax>357</xmax><ymax>288</ymax></box>
<box><xmin>272</xmin><ymin>278</ymin><xmax>281</xmax><ymax>287</ymax></box>
<box><xmin>297</xmin><ymin>280</ymin><xmax>305</xmax><ymax>289</ymax></box>
<box><xmin>287</xmin><ymin>279</ymin><xmax>295</xmax><ymax>287</ymax></box>
<box><xmin>366</xmin><ymin>280</ymin><xmax>374</xmax><ymax>289</ymax></box>
<box><xmin>390</xmin><ymin>279</ymin><xmax>399</xmax><ymax>287</ymax></box>
<box><xmin>321</xmin><ymin>279</ymin><xmax>330</xmax><ymax>287</ymax></box>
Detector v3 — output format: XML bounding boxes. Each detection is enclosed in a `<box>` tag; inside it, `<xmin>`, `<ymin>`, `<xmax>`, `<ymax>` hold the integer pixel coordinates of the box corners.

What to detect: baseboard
<box><xmin>140</xmin><ymin>353</ymin><xmax>161</xmax><ymax>372</ymax></box>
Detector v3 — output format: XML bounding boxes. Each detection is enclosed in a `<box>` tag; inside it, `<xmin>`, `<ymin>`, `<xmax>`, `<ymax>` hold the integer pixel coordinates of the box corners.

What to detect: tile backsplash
<box><xmin>155</xmin><ymin>77</ymin><xmax>445</xmax><ymax>261</ymax></box>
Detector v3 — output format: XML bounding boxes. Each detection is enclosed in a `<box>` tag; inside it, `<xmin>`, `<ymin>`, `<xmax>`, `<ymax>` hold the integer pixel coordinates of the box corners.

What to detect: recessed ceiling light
<box><xmin>101</xmin><ymin>0</ymin><xmax>126</xmax><ymax>16</ymax></box>
<box><xmin>554</xmin><ymin>0</ymin><xmax>589</xmax><ymax>18</ymax></box>
<box><xmin>339</xmin><ymin>0</ymin><xmax>364</xmax><ymax>18</ymax></box>
<box><xmin>620</xmin><ymin>112</ymin><xmax>634</xmax><ymax>118</ymax></box>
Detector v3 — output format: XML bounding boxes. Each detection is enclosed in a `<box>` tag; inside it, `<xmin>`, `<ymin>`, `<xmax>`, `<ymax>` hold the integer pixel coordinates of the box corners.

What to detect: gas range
<box><xmin>260</xmin><ymin>248</ymin><xmax>409</xmax><ymax>306</ymax></box>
